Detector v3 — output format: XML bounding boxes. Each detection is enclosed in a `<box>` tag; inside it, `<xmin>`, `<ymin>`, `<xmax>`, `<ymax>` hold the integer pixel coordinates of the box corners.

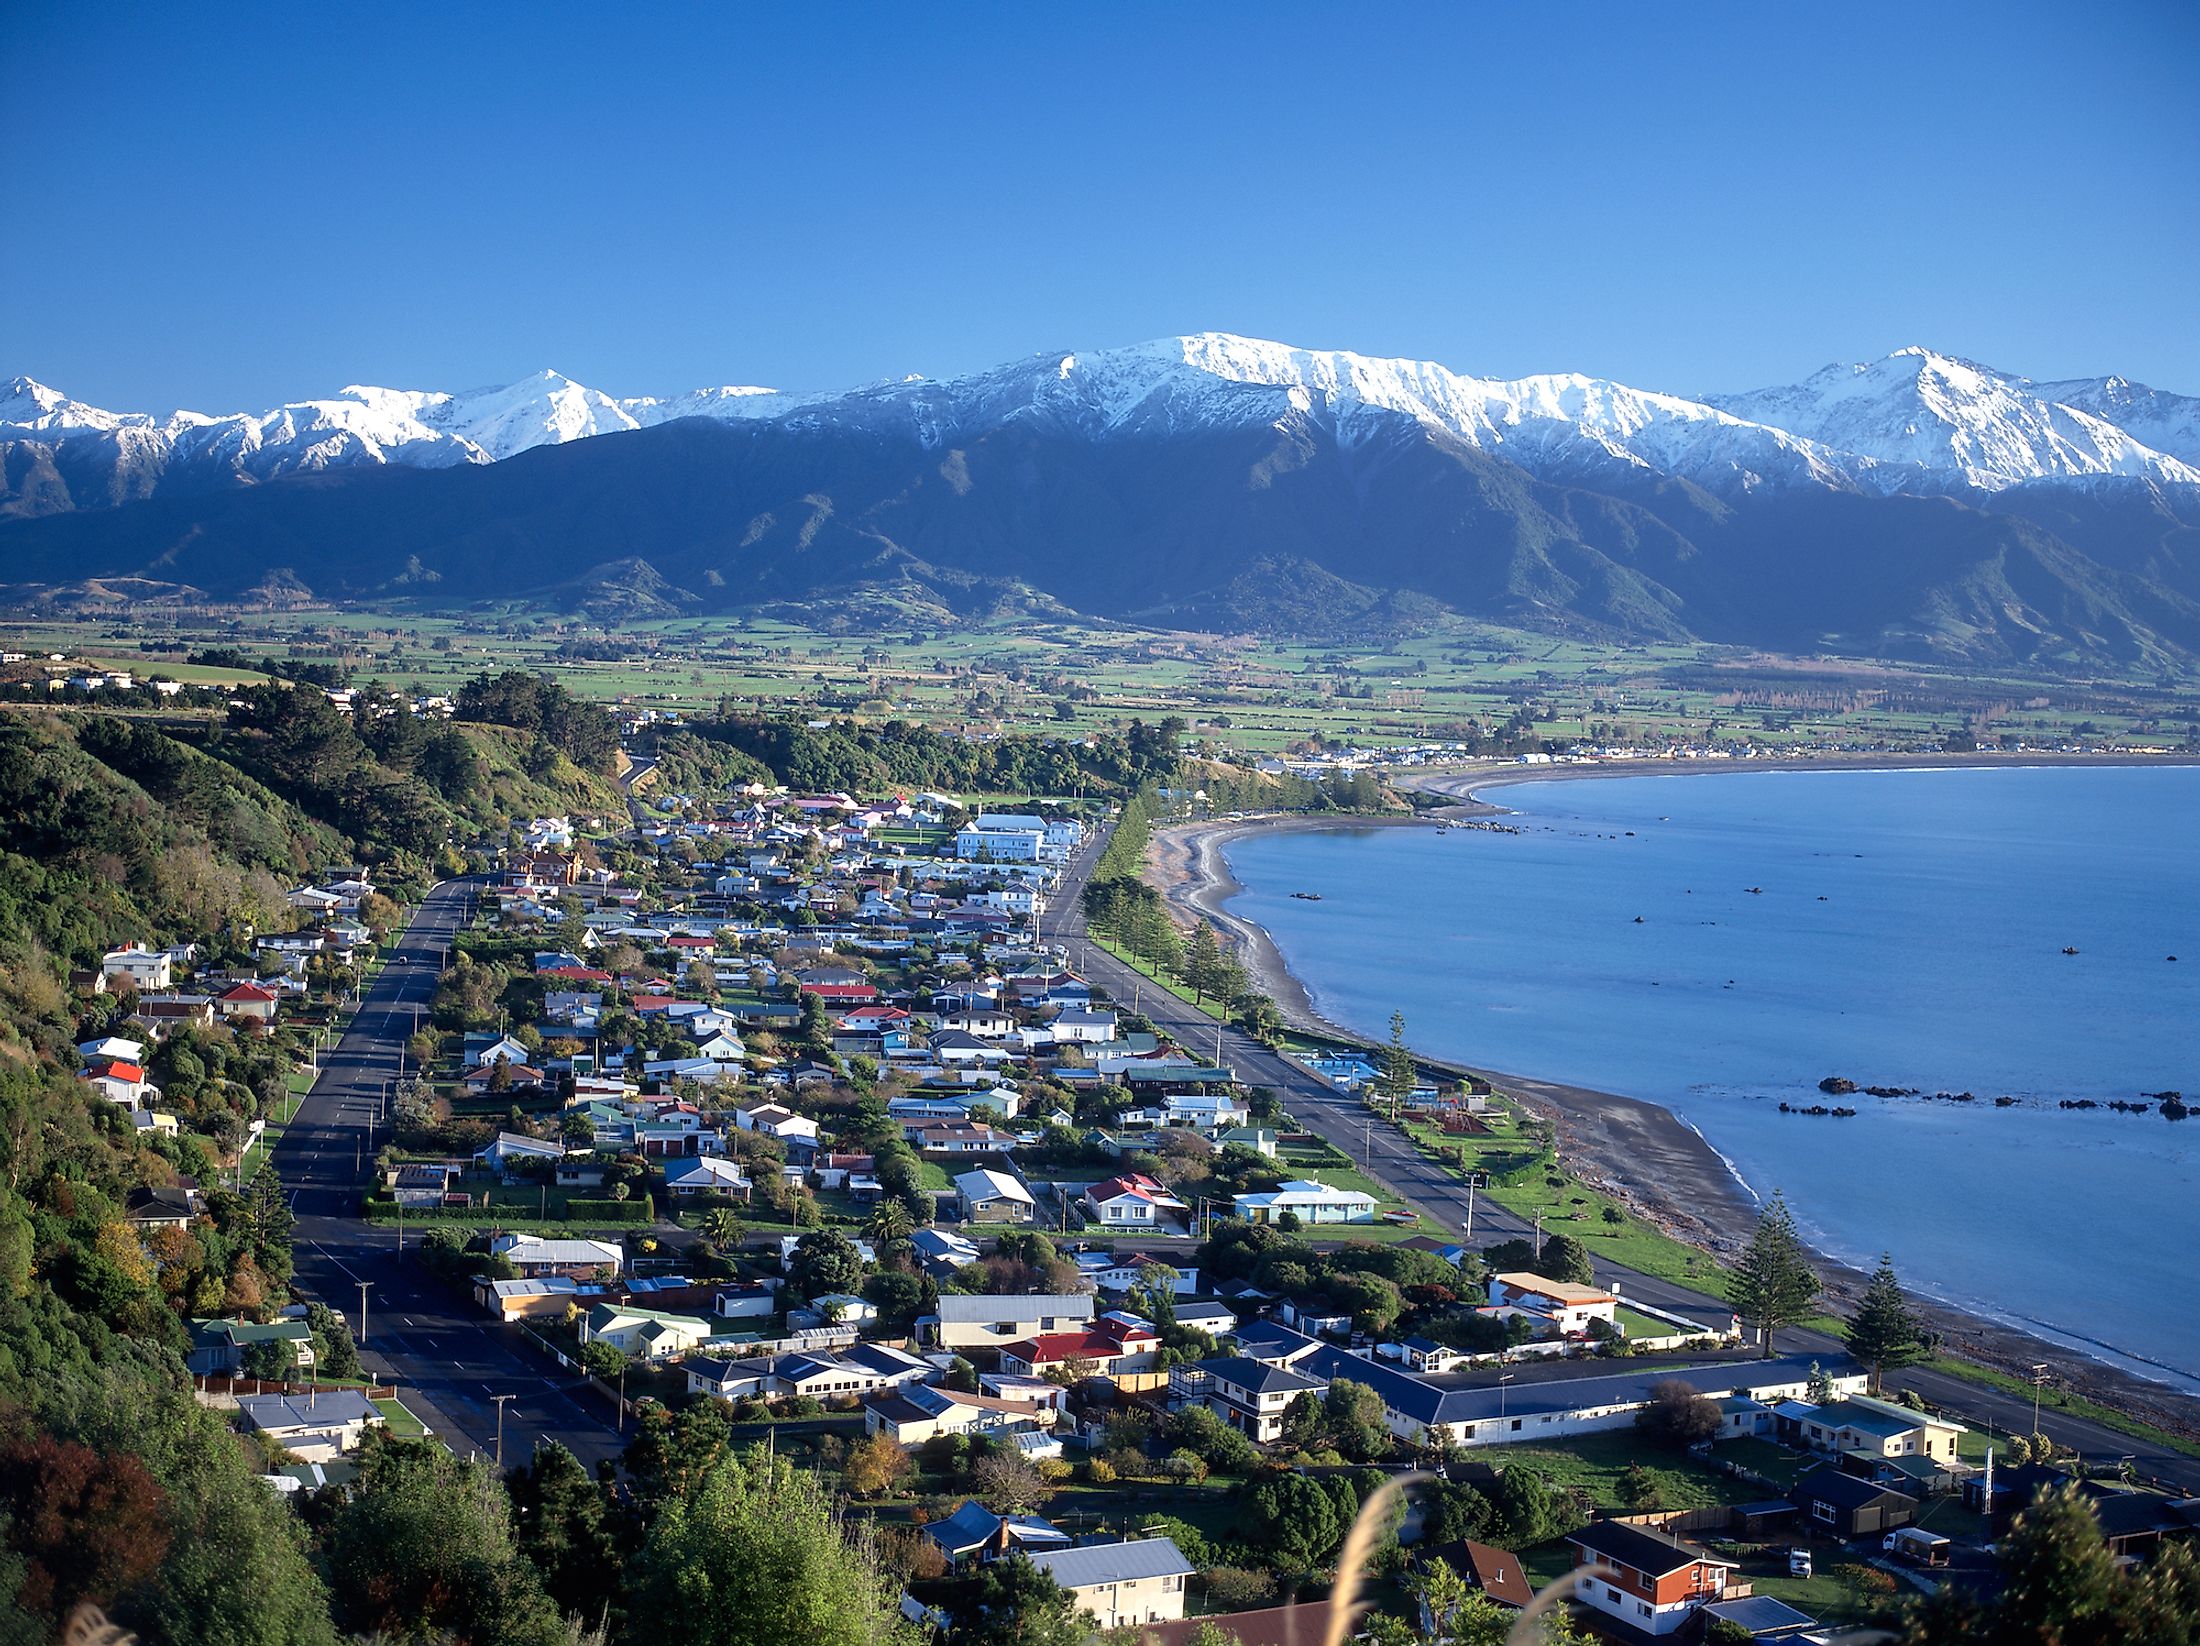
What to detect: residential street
<box><xmin>272</xmin><ymin>879</ymin><xmax>629</xmax><ymax>1470</ymax></box>
<box><xmin>1046</xmin><ymin>822</ymin><xmax>2200</xmax><ymax>1495</ymax></box>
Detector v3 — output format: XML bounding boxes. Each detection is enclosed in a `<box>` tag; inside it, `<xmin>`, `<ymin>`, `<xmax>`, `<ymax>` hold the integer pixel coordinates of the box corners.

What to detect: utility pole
<box><xmin>1498</xmin><ymin>1370</ymin><xmax>1514</xmax><ymax>1426</ymax></box>
<box><xmin>357</xmin><ymin>1281</ymin><xmax>370</xmax><ymax>1345</ymax></box>
<box><xmin>1533</xmin><ymin>1213</ymin><xmax>1545</xmax><ymax>1258</ymax></box>
<box><xmin>2030</xmin><ymin>1363</ymin><xmax>2050</xmax><ymax>1434</ymax></box>
<box><xmin>493</xmin><ymin>1393</ymin><xmax>516</xmax><ymax>1469</ymax></box>
<box><xmin>1465</xmin><ymin>1177</ymin><xmax>1478</xmax><ymax>1243</ymax></box>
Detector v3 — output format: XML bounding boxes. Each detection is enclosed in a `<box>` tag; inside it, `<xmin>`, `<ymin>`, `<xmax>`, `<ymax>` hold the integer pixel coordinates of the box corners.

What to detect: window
<box><xmin>1607</xmin><ymin>1587</ymin><xmax>1622</xmax><ymax>1604</ymax></box>
<box><xmin>1638</xmin><ymin>1603</ymin><xmax>1652</xmax><ymax>1618</ymax></box>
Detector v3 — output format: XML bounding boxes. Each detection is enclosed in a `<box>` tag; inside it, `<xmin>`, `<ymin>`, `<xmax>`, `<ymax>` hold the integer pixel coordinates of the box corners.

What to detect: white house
<box><xmin>235</xmin><ymin>1391</ymin><xmax>383</xmax><ymax>1464</ymax></box>
<box><xmin>932</xmin><ymin>1293</ymin><xmax>1094</xmax><ymax>1352</ymax></box>
<box><xmin>663</xmin><ymin>1156</ymin><xmax>753</xmax><ymax>1200</ymax></box>
<box><xmin>1232</xmin><ymin>1178</ymin><xmax>1376</xmax><ymax>1225</ymax></box>
<box><xmin>492</xmin><ymin>1234</ymin><xmax>624</xmax><ymax>1278</ymax></box>
<box><xmin>1082</xmin><ymin>1172</ymin><xmax>1186</xmax><ymax>1229</ymax></box>
<box><xmin>1483</xmin><ymin>1273</ymin><xmax>1619</xmax><ymax>1337</ymax></box>
<box><xmin>100</xmin><ymin>946</ymin><xmax>172</xmax><ymax>991</ymax></box>
<box><xmin>580</xmin><ymin>1302</ymin><xmax>714</xmax><ymax>1360</ymax></box>
<box><xmin>955</xmin><ymin>1168</ymin><xmax>1036</xmax><ymax>1223</ymax></box>
<box><xmin>1027</xmin><ymin>1539</ymin><xmax>1194</xmax><ymax>1630</ymax></box>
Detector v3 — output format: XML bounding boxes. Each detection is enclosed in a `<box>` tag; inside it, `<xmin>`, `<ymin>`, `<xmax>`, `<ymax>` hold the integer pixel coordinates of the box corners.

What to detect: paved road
<box><xmin>272</xmin><ymin>879</ymin><xmax>629</xmax><ymax>1471</ymax></box>
<box><xmin>1047</xmin><ymin>823</ymin><xmax>2200</xmax><ymax>1494</ymax></box>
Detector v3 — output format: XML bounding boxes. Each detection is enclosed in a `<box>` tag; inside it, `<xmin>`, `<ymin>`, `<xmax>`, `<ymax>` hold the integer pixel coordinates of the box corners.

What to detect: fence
<box><xmin>194</xmin><ymin>1374</ymin><xmax>395</xmax><ymax>1403</ymax></box>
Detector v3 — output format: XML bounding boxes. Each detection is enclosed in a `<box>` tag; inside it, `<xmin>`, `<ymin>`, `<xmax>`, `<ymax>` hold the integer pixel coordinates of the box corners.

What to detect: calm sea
<box><xmin>1221</xmin><ymin>766</ymin><xmax>2200</xmax><ymax>1391</ymax></box>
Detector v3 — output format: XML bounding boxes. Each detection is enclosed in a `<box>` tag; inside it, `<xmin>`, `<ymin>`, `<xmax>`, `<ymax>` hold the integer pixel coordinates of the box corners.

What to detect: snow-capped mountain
<box><xmin>1706</xmin><ymin>348</ymin><xmax>2200</xmax><ymax>492</ymax></box>
<box><xmin>7</xmin><ymin>338</ymin><xmax>2198</xmax><ymax>524</ymax></box>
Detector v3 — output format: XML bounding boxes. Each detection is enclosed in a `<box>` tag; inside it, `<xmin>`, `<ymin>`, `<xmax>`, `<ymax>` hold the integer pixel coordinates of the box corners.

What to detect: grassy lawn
<box><xmin>1499</xmin><ymin>1432</ymin><xmax>1764</xmax><ymax>1515</ymax></box>
<box><xmin>1723</xmin><ymin>1547</ymin><xmax>1897</xmax><ymax>1626</ymax></box>
<box><xmin>373</xmin><ymin>1396</ymin><xmax>430</xmax><ymax>1440</ymax></box>
<box><xmin>1617</xmin><ymin>1303</ymin><xmax>1684</xmax><ymax>1338</ymax></box>
<box><xmin>1710</xmin><ymin>1435</ymin><xmax>1811</xmax><ymax>1487</ymax></box>
<box><xmin>1093</xmin><ymin>937</ymin><xmax>1228</xmax><ymax>1023</ymax></box>
<box><xmin>914</xmin><ymin>1158</ymin><xmax>954</xmax><ymax>1192</ymax></box>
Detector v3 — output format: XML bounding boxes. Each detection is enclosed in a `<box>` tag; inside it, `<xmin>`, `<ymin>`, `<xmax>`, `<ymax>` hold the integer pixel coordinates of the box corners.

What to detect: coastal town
<box><xmin>28</xmin><ymin>666</ymin><xmax>2192</xmax><ymax>1646</ymax></box>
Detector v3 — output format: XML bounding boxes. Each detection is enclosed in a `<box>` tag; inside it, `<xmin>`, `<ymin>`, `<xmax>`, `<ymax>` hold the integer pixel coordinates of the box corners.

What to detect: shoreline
<box><xmin>1146</xmin><ymin>752</ymin><xmax>2200</xmax><ymax>1435</ymax></box>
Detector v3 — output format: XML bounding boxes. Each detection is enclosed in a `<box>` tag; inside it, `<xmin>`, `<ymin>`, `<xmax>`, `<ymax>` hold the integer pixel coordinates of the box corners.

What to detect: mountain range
<box><xmin>5</xmin><ymin>336</ymin><xmax>2200</xmax><ymax>666</ymax></box>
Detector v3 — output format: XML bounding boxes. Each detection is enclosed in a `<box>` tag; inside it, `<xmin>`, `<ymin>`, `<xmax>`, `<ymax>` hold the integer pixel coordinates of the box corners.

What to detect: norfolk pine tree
<box><xmin>1845</xmin><ymin>1253</ymin><xmax>1925</xmax><ymax>1391</ymax></box>
<box><xmin>1731</xmin><ymin>1190</ymin><xmax>1818</xmax><ymax>1358</ymax></box>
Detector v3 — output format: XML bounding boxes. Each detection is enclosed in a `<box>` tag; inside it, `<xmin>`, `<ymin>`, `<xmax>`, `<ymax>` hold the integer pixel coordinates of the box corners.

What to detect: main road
<box><xmin>272</xmin><ymin>878</ymin><xmax>628</xmax><ymax>1470</ymax></box>
<box><xmin>1045</xmin><ymin>820</ymin><xmax>2200</xmax><ymax>1493</ymax></box>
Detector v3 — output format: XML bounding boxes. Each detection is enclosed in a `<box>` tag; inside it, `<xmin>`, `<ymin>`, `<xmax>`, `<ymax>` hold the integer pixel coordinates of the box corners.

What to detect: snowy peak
<box><xmin>1709</xmin><ymin>348</ymin><xmax>2200</xmax><ymax>491</ymax></box>
<box><xmin>6</xmin><ymin>343</ymin><xmax>2196</xmax><ymax>512</ymax></box>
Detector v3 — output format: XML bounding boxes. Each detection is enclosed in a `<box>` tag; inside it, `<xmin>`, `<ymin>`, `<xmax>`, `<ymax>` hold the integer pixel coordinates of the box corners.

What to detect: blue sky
<box><xmin>8</xmin><ymin>2</ymin><xmax>2197</xmax><ymax>411</ymax></box>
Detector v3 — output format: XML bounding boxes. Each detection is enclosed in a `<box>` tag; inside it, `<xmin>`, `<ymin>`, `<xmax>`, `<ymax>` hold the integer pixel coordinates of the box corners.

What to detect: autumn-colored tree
<box><xmin>842</xmin><ymin>1432</ymin><xmax>912</xmax><ymax>1498</ymax></box>
<box><xmin>0</xmin><ymin>1435</ymin><xmax>172</xmax><ymax>1626</ymax></box>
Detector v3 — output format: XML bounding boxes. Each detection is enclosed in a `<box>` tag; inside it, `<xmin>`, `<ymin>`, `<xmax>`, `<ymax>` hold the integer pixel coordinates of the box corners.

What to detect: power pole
<box><xmin>357</xmin><ymin>1281</ymin><xmax>370</xmax><ymax>1345</ymax></box>
<box><xmin>1533</xmin><ymin>1213</ymin><xmax>1545</xmax><ymax>1257</ymax></box>
<box><xmin>2030</xmin><ymin>1363</ymin><xmax>2049</xmax><ymax>1434</ymax></box>
<box><xmin>493</xmin><ymin>1393</ymin><xmax>516</xmax><ymax>1470</ymax></box>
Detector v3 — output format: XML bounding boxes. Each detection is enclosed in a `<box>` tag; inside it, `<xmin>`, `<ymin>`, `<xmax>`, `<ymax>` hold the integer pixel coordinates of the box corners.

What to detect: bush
<box><xmin>1085</xmin><ymin>1456</ymin><xmax>1117</xmax><ymax>1485</ymax></box>
<box><xmin>1635</xmin><ymin>1378</ymin><xmax>1722</xmax><ymax>1447</ymax></box>
<box><xmin>566</xmin><ymin>1197</ymin><xmax>653</xmax><ymax>1224</ymax></box>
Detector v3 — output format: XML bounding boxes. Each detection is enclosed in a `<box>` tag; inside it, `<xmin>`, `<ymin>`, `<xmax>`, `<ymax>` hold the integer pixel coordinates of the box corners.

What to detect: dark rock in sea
<box><xmin>1863</xmin><ymin>1085</ymin><xmax>1918</xmax><ymax>1098</ymax></box>
<box><xmin>2163</xmin><ymin>1096</ymin><xmax>2191</xmax><ymax>1122</ymax></box>
<box><xmin>1780</xmin><ymin>1102</ymin><xmax>1857</xmax><ymax>1117</ymax></box>
<box><xmin>2061</xmin><ymin>1099</ymin><xmax>2100</xmax><ymax>1110</ymax></box>
<box><xmin>1993</xmin><ymin>1095</ymin><xmax>2019</xmax><ymax>1107</ymax></box>
<box><xmin>1819</xmin><ymin>1077</ymin><xmax>1859</xmax><ymax>1095</ymax></box>
<box><xmin>1633</xmin><ymin>915</ymin><xmax>1645</xmax><ymax>924</ymax></box>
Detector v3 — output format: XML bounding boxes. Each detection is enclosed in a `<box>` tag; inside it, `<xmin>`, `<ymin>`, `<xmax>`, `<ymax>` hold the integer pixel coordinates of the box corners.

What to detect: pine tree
<box><xmin>1731</xmin><ymin>1190</ymin><xmax>1818</xmax><ymax>1358</ymax></box>
<box><xmin>1381</xmin><ymin>1011</ymin><xmax>1415</xmax><ymax>1110</ymax></box>
<box><xmin>1845</xmin><ymin>1253</ymin><xmax>1925</xmax><ymax>1391</ymax></box>
<box><xmin>1183</xmin><ymin>921</ymin><xmax>1225</xmax><ymax>1003</ymax></box>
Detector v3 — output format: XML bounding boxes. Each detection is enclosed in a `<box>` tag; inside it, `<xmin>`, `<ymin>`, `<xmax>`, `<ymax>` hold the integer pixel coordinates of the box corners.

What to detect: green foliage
<box><xmin>324</xmin><ymin>1438</ymin><xmax>564</xmax><ymax>1646</ymax></box>
<box><xmin>1730</xmin><ymin>1189</ymin><xmax>1819</xmax><ymax>1357</ymax></box>
<box><xmin>788</xmin><ymin>1229</ymin><xmax>864</xmax><ymax>1298</ymax></box>
<box><xmin>456</xmin><ymin>670</ymin><xmax>620</xmax><ymax>771</ymax></box>
<box><xmin>1531</xmin><ymin>1232</ymin><xmax>1596</xmax><ymax>1288</ymax></box>
<box><xmin>1846</xmin><ymin>1253</ymin><xmax>1925</xmax><ymax>1391</ymax></box>
<box><xmin>632</xmin><ymin>1447</ymin><xmax>913</xmax><ymax>1646</ymax></box>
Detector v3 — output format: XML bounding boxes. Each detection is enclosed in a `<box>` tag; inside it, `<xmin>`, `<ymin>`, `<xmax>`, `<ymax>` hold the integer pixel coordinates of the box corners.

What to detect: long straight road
<box><xmin>273</xmin><ymin>879</ymin><xmax>628</xmax><ymax>1470</ymax></box>
<box><xmin>1048</xmin><ymin>821</ymin><xmax>2200</xmax><ymax>1493</ymax></box>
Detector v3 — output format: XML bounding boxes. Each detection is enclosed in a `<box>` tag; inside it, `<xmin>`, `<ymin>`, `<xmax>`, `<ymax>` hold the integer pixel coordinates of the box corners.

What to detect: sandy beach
<box><xmin>1147</xmin><ymin>754</ymin><xmax>2200</xmax><ymax>1437</ymax></box>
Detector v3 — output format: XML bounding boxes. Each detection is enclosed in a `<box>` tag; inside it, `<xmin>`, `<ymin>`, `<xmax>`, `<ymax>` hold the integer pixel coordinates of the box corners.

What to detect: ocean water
<box><xmin>1221</xmin><ymin>766</ymin><xmax>2200</xmax><ymax>1391</ymax></box>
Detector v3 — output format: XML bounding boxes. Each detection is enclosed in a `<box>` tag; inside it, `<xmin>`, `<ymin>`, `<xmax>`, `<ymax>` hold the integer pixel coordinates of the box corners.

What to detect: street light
<box><xmin>1498</xmin><ymin>1370</ymin><xmax>1515</xmax><ymax>1427</ymax></box>
<box><xmin>357</xmin><ymin>1280</ymin><xmax>370</xmax><ymax>1345</ymax></box>
<box><xmin>493</xmin><ymin>1393</ymin><xmax>517</xmax><ymax>1469</ymax></box>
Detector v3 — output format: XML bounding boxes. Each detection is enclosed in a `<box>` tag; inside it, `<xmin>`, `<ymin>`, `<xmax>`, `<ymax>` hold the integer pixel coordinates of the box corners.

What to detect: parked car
<box><xmin>1884</xmin><ymin>1528</ymin><xmax>1951</xmax><ymax>1567</ymax></box>
<box><xmin>1788</xmin><ymin>1549</ymin><xmax>1814</xmax><ymax>1578</ymax></box>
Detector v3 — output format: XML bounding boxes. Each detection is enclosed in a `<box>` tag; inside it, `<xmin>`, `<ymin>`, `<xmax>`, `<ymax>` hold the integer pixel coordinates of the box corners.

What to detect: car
<box><xmin>1787</xmin><ymin>1549</ymin><xmax>1813</xmax><ymax>1578</ymax></box>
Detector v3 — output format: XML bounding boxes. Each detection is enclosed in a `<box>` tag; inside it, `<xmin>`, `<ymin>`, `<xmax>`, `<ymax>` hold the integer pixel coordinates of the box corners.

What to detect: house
<box><xmin>1175</xmin><ymin>1300</ymin><xmax>1239</xmax><ymax>1336</ymax></box>
<box><xmin>470</xmin><ymin>1033</ymin><xmax>533</xmax><ymax>1070</ymax></box>
<box><xmin>101</xmin><ymin>945</ymin><xmax>173</xmax><ymax>991</ymax></box>
<box><xmin>1232</xmin><ymin>1178</ymin><xmax>1376</xmax><ymax>1225</ymax></box>
<box><xmin>923</xmin><ymin>1500</ymin><xmax>1073</xmax><ymax>1564</ymax></box>
<box><xmin>932</xmin><ymin>1293</ymin><xmax>1094</xmax><ymax>1352</ymax></box>
<box><xmin>388</xmin><ymin>1161</ymin><xmax>461</xmax><ymax>1207</ymax></box>
<box><xmin>663</xmin><ymin>1156</ymin><xmax>753</xmax><ymax>1200</ymax></box>
<box><xmin>1776</xmin><ymin>1394</ymin><xmax>1967</xmax><ymax>1462</ymax></box>
<box><xmin>1232</xmin><ymin>1325</ymin><xmax>1866</xmax><ymax>1449</ymax></box>
<box><xmin>474</xmin><ymin>1131</ymin><xmax>564</xmax><ymax>1176</ymax></box>
<box><xmin>78</xmin><ymin>1036</ymin><xmax>145</xmax><ymax>1065</ymax></box>
<box><xmin>1566</xmin><ymin>1520</ymin><xmax>1735</xmax><ymax>1636</ymax></box>
<box><xmin>83</xmin><ymin>1060</ymin><xmax>149</xmax><ymax>1108</ymax></box>
<box><xmin>998</xmin><ymin>1312</ymin><xmax>1161</xmax><ymax>1381</ymax></box>
<box><xmin>492</xmin><ymin>1234</ymin><xmax>624</xmax><ymax>1278</ymax></box>
<box><xmin>477</xmin><ymin>1275</ymin><xmax>611</xmax><ymax>1321</ymax></box>
<box><xmin>1417</xmin><ymin>1540</ymin><xmax>1533</xmax><ymax>1613</ymax></box>
<box><xmin>187</xmin><ymin>1317</ymin><xmax>317</xmax><ymax>1376</ymax></box>
<box><xmin>1168</xmin><ymin>1355</ymin><xmax>1327</xmax><ymax>1443</ymax></box>
<box><xmin>123</xmin><ymin>1186</ymin><xmax>197</xmax><ymax>1230</ymax></box>
<box><xmin>955</xmin><ymin>1168</ymin><xmax>1035</xmax><ymax>1223</ymax></box>
<box><xmin>1048</xmin><ymin>1008</ymin><xmax>1117</xmax><ymax>1044</ymax></box>
<box><xmin>463</xmin><ymin>1062</ymin><xmax>547</xmax><ymax>1096</ymax></box>
<box><xmin>736</xmin><ymin>1104</ymin><xmax>822</xmax><ymax>1153</ymax></box>
<box><xmin>235</xmin><ymin>1391</ymin><xmax>383</xmax><ymax>1464</ymax></box>
<box><xmin>1482</xmin><ymin>1273</ymin><xmax>1620</xmax><ymax>1337</ymax></box>
<box><xmin>1027</xmin><ymin>1537</ymin><xmax>1195</xmax><ymax>1630</ymax></box>
<box><xmin>1082</xmin><ymin>1172</ymin><xmax>1187</xmax><ymax>1229</ymax></box>
<box><xmin>213</xmin><ymin>980</ymin><xmax>282</xmax><ymax>1025</ymax></box>
<box><xmin>909</xmin><ymin>1228</ymin><xmax>982</xmax><ymax>1277</ymax></box>
<box><xmin>915</xmin><ymin>1121</ymin><xmax>1018</xmax><ymax>1157</ymax></box>
<box><xmin>861</xmin><ymin>1383</ymin><xmax>1054</xmax><ymax>1445</ymax></box>
<box><xmin>1162</xmin><ymin>1092</ymin><xmax>1249</xmax><ymax>1131</ymax></box>
<box><xmin>1788</xmin><ymin>1465</ymin><xmax>1918</xmax><ymax>1538</ymax></box>
<box><xmin>1695</xmin><ymin>1596</ymin><xmax>1822</xmax><ymax>1641</ymax></box>
<box><xmin>579</xmin><ymin>1302</ymin><xmax>715</xmax><ymax>1360</ymax></box>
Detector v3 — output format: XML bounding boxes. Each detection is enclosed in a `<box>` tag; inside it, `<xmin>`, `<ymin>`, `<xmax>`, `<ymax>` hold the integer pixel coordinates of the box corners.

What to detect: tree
<box><xmin>1381</xmin><ymin>1010</ymin><xmax>1415</xmax><ymax>1107</ymax></box>
<box><xmin>1183</xmin><ymin>922</ymin><xmax>1226</xmax><ymax>1003</ymax></box>
<box><xmin>943</xmin><ymin>1553</ymin><xmax>1083</xmax><ymax>1646</ymax></box>
<box><xmin>305</xmin><ymin>1299</ymin><xmax>361</xmax><ymax>1379</ymax></box>
<box><xmin>842</xmin><ymin>1432</ymin><xmax>912</xmax><ymax>1498</ymax></box>
<box><xmin>1618</xmin><ymin>1462</ymin><xmax>1665</xmax><ymax>1511</ymax></box>
<box><xmin>578</xmin><ymin>1340</ymin><xmax>627</xmax><ymax>1381</ymax></box>
<box><xmin>323</xmin><ymin>1442</ymin><xmax>565</xmax><ymax>1646</ymax></box>
<box><xmin>633</xmin><ymin>1448</ymin><xmax>912</xmax><ymax>1646</ymax></box>
<box><xmin>865</xmin><ymin>1199</ymin><xmax>914</xmax><ymax>1244</ymax></box>
<box><xmin>1428</xmin><ymin>1480</ymin><xmax>1496</xmax><ymax>1545</ymax></box>
<box><xmin>1322</xmin><ymin>1378</ymin><xmax>1391</xmax><ymax>1462</ymax></box>
<box><xmin>700</xmin><ymin>1205</ymin><xmax>744</xmax><ymax>1249</ymax></box>
<box><xmin>506</xmin><ymin>1440</ymin><xmax>617</xmax><ymax>1622</ymax></box>
<box><xmin>1730</xmin><ymin>1190</ymin><xmax>1818</xmax><ymax>1357</ymax></box>
<box><xmin>1530</xmin><ymin>1233</ymin><xmax>1596</xmax><ymax>1288</ymax></box>
<box><xmin>1846</xmin><ymin>1254</ymin><xmax>1925</xmax><ymax>1391</ymax></box>
<box><xmin>789</xmin><ymin>1229</ymin><xmax>863</xmax><ymax>1299</ymax></box>
<box><xmin>1895</xmin><ymin>1484</ymin><xmax>2200</xmax><ymax>1645</ymax></box>
<box><xmin>1635</xmin><ymin>1379</ymin><xmax>1724</xmax><ymax>1448</ymax></box>
<box><xmin>1246</xmin><ymin>1472</ymin><xmax>1343</xmax><ymax>1569</ymax></box>
<box><xmin>971</xmin><ymin>1450</ymin><xmax>1051</xmax><ymax>1513</ymax></box>
<box><xmin>1489</xmin><ymin>1463</ymin><xmax>1569</xmax><ymax>1548</ymax></box>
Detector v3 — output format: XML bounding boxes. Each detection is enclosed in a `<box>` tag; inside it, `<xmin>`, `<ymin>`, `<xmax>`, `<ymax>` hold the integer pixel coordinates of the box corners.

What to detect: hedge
<box><xmin>567</xmin><ymin>1196</ymin><xmax>655</xmax><ymax>1224</ymax></box>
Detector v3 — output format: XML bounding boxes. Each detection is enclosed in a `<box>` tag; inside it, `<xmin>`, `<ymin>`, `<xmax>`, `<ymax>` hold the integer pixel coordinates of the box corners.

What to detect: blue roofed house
<box><xmin>923</xmin><ymin>1500</ymin><xmax>1073</xmax><ymax>1564</ymax></box>
<box><xmin>1027</xmin><ymin>1537</ymin><xmax>1195</xmax><ymax>1630</ymax></box>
